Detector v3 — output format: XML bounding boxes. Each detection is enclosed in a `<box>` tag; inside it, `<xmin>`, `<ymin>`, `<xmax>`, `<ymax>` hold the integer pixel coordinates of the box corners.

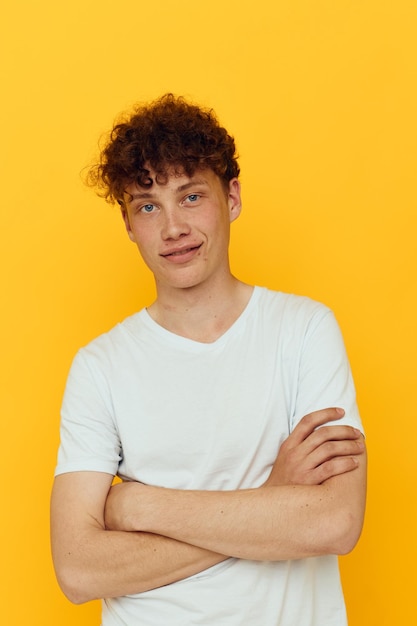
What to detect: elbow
<box><xmin>64</xmin><ymin>588</ymin><xmax>93</xmax><ymax>606</ymax></box>
<box><xmin>324</xmin><ymin>508</ymin><xmax>365</xmax><ymax>556</ymax></box>
<box><xmin>54</xmin><ymin>564</ymin><xmax>98</xmax><ymax>605</ymax></box>
<box><xmin>65</xmin><ymin>591</ymin><xmax>90</xmax><ymax>606</ymax></box>
<box><xmin>331</xmin><ymin>532</ymin><xmax>360</xmax><ymax>557</ymax></box>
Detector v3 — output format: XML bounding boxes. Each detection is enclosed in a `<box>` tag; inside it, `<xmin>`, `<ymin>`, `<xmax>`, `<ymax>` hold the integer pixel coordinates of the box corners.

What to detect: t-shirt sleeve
<box><xmin>291</xmin><ymin>306</ymin><xmax>363</xmax><ymax>434</ymax></box>
<box><xmin>54</xmin><ymin>349</ymin><xmax>122</xmax><ymax>477</ymax></box>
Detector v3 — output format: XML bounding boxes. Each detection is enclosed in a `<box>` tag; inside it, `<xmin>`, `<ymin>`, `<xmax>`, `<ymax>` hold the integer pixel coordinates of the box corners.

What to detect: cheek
<box><xmin>136</xmin><ymin>239</ymin><xmax>154</xmax><ymax>259</ymax></box>
<box><xmin>131</xmin><ymin>230</ymin><xmax>157</xmax><ymax>259</ymax></box>
<box><xmin>135</xmin><ymin>245</ymin><xmax>160</xmax><ymax>273</ymax></box>
<box><xmin>200</xmin><ymin>211</ymin><xmax>228</xmax><ymax>233</ymax></box>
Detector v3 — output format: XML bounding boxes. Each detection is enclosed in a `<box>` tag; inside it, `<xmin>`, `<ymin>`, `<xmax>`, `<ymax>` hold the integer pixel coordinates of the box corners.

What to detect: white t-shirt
<box><xmin>56</xmin><ymin>287</ymin><xmax>363</xmax><ymax>625</ymax></box>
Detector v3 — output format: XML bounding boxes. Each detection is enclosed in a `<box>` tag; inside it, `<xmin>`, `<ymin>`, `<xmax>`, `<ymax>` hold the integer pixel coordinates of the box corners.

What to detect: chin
<box><xmin>158</xmin><ymin>269</ymin><xmax>208</xmax><ymax>291</ymax></box>
<box><xmin>160</xmin><ymin>275</ymin><xmax>208</xmax><ymax>291</ymax></box>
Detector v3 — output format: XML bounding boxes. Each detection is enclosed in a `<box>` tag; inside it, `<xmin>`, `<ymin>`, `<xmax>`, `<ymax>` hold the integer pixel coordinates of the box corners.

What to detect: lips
<box><xmin>161</xmin><ymin>244</ymin><xmax>202</xmax><ymax>259</ymax></box>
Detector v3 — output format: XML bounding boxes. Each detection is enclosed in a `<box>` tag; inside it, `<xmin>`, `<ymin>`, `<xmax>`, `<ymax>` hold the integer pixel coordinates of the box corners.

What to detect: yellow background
<box><xmin>1</xmin><ymin>1</ymin><xmax>416</xmax><ymax>624</ymax></box>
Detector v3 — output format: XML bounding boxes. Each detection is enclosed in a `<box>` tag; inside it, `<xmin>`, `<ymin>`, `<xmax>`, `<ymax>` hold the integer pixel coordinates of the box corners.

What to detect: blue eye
<box><xmin>141</xmin><ymin>204</ymin><xmax>155</xmax><ymax>213</ymax></box>
<box><xmin>187</xmin><ymin>194</ymin><xmax>199</xmax><ymax>202</ymax></box>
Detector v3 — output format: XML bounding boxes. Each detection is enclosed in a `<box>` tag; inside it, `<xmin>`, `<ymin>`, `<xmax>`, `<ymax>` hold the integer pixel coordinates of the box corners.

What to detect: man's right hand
<box><xmin>264</xmin><ymin>408</ymin><xmax>365</xmax><ymax>487</ymax></box>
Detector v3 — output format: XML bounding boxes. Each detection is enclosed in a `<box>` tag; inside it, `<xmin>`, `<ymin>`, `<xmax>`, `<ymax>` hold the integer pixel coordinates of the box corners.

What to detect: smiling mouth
<box><xmin>162</xmin><ymin>245</ymin><xmax>202</xmax><ymax>257</ymax></box>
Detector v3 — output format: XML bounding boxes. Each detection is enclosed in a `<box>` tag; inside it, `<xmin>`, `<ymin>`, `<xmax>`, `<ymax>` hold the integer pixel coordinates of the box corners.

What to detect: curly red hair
<box><xmin>87</xmin><ymin>93</ymin><xmax>240</xmax><ymax>204</ymax></box>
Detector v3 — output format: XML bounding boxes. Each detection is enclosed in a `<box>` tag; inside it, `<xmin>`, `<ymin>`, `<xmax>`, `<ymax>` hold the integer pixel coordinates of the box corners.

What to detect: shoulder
<box><xmin>70</xmin><ymin>310</ymin><xmax>146</xmax><ymax>374</ymax></box>
<box><xmin>255</xmin><ymin>286</ymin><xmax>332</xmax><ymax>329</ymax></box>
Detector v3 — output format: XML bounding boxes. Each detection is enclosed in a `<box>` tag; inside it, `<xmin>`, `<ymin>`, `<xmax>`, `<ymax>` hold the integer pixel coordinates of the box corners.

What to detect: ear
<box><xmin>120</xmin><ymin>206</ymin><xmax>136</xmax><ymax>242</ymax></box>
<box><xmin>227</xmin><ymin>178</ymin><xmax>242</xmax><ymax>223</ymax></box>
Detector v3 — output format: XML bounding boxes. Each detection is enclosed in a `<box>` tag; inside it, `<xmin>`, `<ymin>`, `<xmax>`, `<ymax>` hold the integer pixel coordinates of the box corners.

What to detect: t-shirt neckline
<box><xmin>139</xmin><ymin>286</ymin><xmax>262</xmax><ymax>349</ymax></box>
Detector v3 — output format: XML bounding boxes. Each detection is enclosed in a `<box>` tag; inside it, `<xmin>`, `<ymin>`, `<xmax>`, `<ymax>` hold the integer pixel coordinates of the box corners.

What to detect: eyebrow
<box><xmin>176</xmin><ymin>179</ymin><xmax>208</xmax><ymax>193</ymax></box>
<box><xmin>129</xmin><ymin>191</ymin><xmax>154</xmax><ymax>201</ymax></box>
<box><xmin>129</xmin><ymin>178</ymin><xmax>209</xmax><ymax>201</ymax></box>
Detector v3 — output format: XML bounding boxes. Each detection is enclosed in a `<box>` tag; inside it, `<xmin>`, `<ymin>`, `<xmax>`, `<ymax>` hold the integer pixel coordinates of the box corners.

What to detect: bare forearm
<box><xmin>53</xmin><ymin>528</ymin><xmax>226</xmax><ymax>603</ymax></box>
<box><xmin>51</xmin><ymin>474</ymin><xmax>226</xmax><ymax>604</ymax></box>
<box><xmin>110</xmin><ymin>472</ymin><xmax>365</xmax><ymax>561</ymax></box>
<box><xmin>130</xmin><ymin>486</ymin><xmax>344</xmax><ymax>559</ymax></box>
<box><xmin>104</xmin><ymin>416</ymin><xmax>366</xmax><ymax>563</ymax></box>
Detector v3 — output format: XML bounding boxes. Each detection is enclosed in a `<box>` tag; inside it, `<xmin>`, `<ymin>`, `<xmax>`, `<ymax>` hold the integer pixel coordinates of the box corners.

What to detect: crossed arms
<box><xmin>50</xmin><ymin>408</ymin><xmax>366</xmax><ymax>604</ymax></box>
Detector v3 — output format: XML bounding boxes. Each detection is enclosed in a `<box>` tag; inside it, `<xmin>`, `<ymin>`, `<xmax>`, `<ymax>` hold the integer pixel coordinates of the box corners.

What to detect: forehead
<box><xmin>124</xmin><ymin>168</ymin><xmax>222</xmax><ymax>201</ymax></box>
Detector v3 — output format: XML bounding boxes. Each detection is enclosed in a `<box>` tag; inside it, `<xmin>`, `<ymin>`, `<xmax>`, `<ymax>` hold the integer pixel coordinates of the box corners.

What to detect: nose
<box><xmin>161</xmin><ymin>207</ymin><xmax>191</xmax><ymax>240</ymax></box>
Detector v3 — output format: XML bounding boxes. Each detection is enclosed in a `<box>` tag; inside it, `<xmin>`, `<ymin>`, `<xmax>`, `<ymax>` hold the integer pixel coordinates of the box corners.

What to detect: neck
<box><xmin>147</xmin><ymin>276</ymin><xmax>253</xmax><ymax>343</ymax></box>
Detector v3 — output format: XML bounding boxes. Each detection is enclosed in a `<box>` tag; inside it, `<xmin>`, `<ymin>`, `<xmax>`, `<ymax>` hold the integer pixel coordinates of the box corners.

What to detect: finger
<box><xmin>306</xmin><ymin>437</ymin><xmax>365</xmax><ymax>469</ymax></box>
<box><xmin>298</xmin><ymin>426</ymin><xmax>364</xmax><ymax>461</ymax></box>
<box><xmin>280</xmin><ymin>432</ymin><xmax>364</xmax><ymax>477</ymax></box>
<box><xmin>308</xmin><ymin>424</ymin><xmax>363</xmax><ymax>448</ymax></box>
<box><xmin>310</xmin><ymin>455</ymin><xmax>360</xmax><ymax>484</ymax></box>
<box><xmin>291</xmin><ymin>407</ymin><xmax>345</xmax><ymax>445</ymax></box>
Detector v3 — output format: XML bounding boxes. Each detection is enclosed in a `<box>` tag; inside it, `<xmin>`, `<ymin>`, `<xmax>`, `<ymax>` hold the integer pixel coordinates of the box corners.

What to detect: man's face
<box><xmin>122</xmin><ymin>168</ymin><xmax>241</xmax><ymax>293</ymax></box>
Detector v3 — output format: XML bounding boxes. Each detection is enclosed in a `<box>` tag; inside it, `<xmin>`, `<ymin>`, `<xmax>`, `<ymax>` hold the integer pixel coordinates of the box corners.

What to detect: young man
<box><xmin>51</xmin><ymin>94</ymin><xmax>366</xmax><ymax>625</ymax></box>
